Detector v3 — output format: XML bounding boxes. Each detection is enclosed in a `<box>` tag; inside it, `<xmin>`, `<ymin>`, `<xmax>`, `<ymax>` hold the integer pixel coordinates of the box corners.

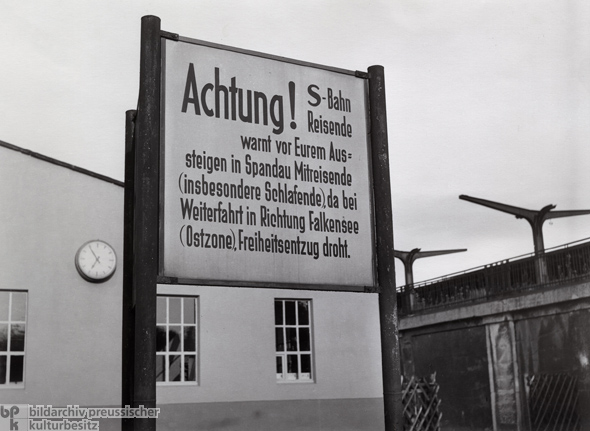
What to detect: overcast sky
<box><xmin>2</xmin><ymin>0</ymin><xmax>589</xmax><ymax>286</ymax></box>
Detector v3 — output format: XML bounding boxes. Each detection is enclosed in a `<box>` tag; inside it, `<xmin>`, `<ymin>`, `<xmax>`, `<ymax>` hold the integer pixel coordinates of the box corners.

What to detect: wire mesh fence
<box><xmin>402</xmin><ymin>374</ymin><xmax>442</xmax><ymax>431</ymax></box>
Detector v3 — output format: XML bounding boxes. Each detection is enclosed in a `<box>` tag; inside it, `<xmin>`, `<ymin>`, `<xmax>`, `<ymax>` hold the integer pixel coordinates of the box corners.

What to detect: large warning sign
<box><xmin>161</xmin><ymin>38</ymin><xmax>375</xmax><ymax>288</ymax></box>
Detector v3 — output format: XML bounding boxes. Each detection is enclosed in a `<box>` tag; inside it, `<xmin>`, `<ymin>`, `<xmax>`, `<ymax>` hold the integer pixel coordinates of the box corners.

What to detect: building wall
<box><xmin>515</xmin><ymin>307</ymin><xmax>590</xmax><ymax>430</ymax></box>
<box><xmin>0</xmin><ymin>144</ymin><xmax>124</xmax><ymax>406</ymax></box>
<box><xmin>400</xmin><ymin>280</ymin><xmax>590</xmax><ymax>431</ymax></box>
<box><xmin>156</xmin><ymin>284</ymin><xmax>385</xmax><ymax>430</ymax></box>
<box><xmin>0</xmin><ymin>143</ymin><xmax>386</xmax><ymax>430</ymax></box>
<box><xmin>156</xmin><ymin>398</ymin><xmax>384</xmax><ymax>431</ymax></box>
<box><xmin>402</xmin><ymin>325</ymin><xmax>493</xmax><ymax>431</ymax></box>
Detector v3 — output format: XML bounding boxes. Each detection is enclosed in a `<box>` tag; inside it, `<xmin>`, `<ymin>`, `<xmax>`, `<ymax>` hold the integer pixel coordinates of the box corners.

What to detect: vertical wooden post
<box><xmin>123</xmin><ymin>109</ymin><xmax>137</xmax><ymax>431</ymax></box>
<box><xmin>133</xmin><ymin>15</ymin><xmax>161</xmax><ymax>431</ymax></box>
<box><xmin>368</xmin><ymin>65</ymin><xmax>402</xmax><ymax>431</ymax></box>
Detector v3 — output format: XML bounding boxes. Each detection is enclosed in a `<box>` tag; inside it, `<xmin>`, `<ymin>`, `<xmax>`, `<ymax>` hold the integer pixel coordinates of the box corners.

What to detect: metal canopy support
<box><xmin>394</xmin><ymin>248</ymin><xmax>467</xmax><ymax>287</ymax></box>
<box><xmin>459</xmin><ymin>194</ymin><xmax>590</xmax><ymax>282</ymax></box>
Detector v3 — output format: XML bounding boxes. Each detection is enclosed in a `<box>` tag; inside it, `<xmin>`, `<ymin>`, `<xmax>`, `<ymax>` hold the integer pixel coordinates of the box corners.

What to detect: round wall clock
<box><xmin>75</xmin><ymin>240</ymin><xmax>117</xmax><ymax>283</ymax></box>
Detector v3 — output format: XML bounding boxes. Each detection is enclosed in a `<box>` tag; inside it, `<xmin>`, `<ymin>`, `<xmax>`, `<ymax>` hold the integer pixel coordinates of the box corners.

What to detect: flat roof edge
<box><xmin>0</xmin><ymin>140</ymin><xmax>124</xmax><ymax>188</ymax></box>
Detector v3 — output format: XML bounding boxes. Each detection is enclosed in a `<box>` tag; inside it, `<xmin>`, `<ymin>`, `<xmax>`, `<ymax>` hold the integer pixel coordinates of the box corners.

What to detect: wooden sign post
<box><xmin>124</xmin><ymin>15</ymin><xmax>401</xmax><ymax>431</ymax></box>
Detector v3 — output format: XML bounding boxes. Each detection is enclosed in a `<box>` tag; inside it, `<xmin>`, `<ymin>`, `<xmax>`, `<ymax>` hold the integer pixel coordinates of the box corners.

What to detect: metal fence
<box><xmin>402</xmin><ymin>374</ymin><xmax>442</xmax><ymax>431</ymax></box>
<box><xmin>398</xmin><ymin>239</ymin><xmax>590</xmax><ymax>316</ymax></box>
<box><xmin>526</xmin><ymin>373</ymin><xmax>580</xmax><ymax>431</ymax></box>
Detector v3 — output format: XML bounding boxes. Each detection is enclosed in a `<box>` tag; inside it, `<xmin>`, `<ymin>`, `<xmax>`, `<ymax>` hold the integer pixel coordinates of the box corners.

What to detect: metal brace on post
<box><xmin>123</xmin><ymin>109</ymin><xmax>137</xmax><ymax>431</ymax></box>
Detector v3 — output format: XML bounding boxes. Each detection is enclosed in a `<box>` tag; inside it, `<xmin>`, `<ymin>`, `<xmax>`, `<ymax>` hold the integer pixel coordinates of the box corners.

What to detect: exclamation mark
<box><xmin>289</xmin><ymin>81</ymin><xmax>297</xmax><ymax>129</ymax></box>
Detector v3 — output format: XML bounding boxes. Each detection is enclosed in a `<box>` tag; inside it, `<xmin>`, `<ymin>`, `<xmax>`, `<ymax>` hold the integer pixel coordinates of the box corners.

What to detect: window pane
<box><xmin>275</xmin><ymin>298</ymin><xmax>313</xmax><ymax>382</ymax></box>
<box><xmin>156</xmin><ymin>326</ymin><xmax>167</xmax><ymax>351</ymax></box>
<box><xmin>0</xmin><ymin>324</ymin><xmax>7</xmax><ymax>351</ymax></box>
<box><xmin>0</xmin><ymin>292</ymin><xmax>9</xmax><ymax>321</ymax></box>
<box><xmin>287</xmin><ymin>355</ymin><xmax>298</xmax><ymax>374</ymax></box>
<box><xmin>0</xmin><ymin>356</ymin><xmax>5</xmax><ymax>384</ymax></box>
<box><xmin>184</xmin><ymin>355</ymin><xmax>196</xmax><ymax>381</ymax></box>
<box><xmin>299</xmin><ymin>328</ymin><xmax>310</xmax><ymax>351</ymax></box>
<box><xmin>297</xmin><ymin>301</ymin><xmax>309</xmax><ymax>325</ymax></box>
<box><xmin>169</xmin><ymin>355</ymin><xmax>181</xmax><ymax>381</ymax></box>
<box><xmin>183</xmin><ymin>327</ymin><xmax>196</xmax><ymax>352</ymax></box>
<box><xmin>11</xmin><ymin>293</ymin><xmax>26</xmax><ymax>322</ymax></box>
<box><xmin>286</xmin><ymin>328</ymin><xmax>298</xmax><ymax>351</ymax></box>
<box><xmin>301</xmin><ymin>354</ymin><xmax>311</xmax><ymax>374</ymax></box>
<box><xmin>11</xmin><ymin>324</ymin><xmax>25</xmax><ymax>352</ymax></box>
<box><xmin>156</xmin><ymin>296</ymin><xmax>199</xmax><ymax>384</ymax></box>
<box><xmin>168</xmin><ymin>327</ymin><xmax>182</xmax><ymax>352</ymax></box>
<box><xmin>285</xmin><ymin>301</ymin><xmax>296</xmax><ymax>325</ymax></box>
<box><xmin>274</xmin><ymin>301</ymin><xmax>283</xmax><ymax>325</ymax></box>
<box><xmin>156</xmin><ymin>297</ymin><xmax>167</xmax><ymax>324</ymax></box>
<box><xmin>275</xmin><ymin>328</ymin><xmax>284</xmax><ymax>351</ymax></box>
<box><xmin>9</xmin><ymin>356</ymin><xmax>24</xmax><ymax>383</ymax></box>
<box><xmin>169</xmin><ymin>298</ymin><xmax>181</xmax><ymax>323</ymax></box>
<box><xmin>183</xmin><ymin>299</ymin><xmax>195</xmax><ymax>324</ymax></box>
<box><xmin>155</xmin><ymin>355</ymin><xmax>165</xmax><ymax>382</ymax></box>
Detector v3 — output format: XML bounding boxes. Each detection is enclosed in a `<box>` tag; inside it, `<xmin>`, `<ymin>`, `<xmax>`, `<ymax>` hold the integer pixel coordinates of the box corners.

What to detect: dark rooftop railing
<box><xmin>397</xmin><ymin>238</ymin><xmax>590</xmax><ymax>316</ymax></box>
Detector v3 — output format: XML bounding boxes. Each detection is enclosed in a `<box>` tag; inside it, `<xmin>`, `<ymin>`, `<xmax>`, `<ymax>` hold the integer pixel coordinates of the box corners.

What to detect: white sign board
<box><xmin>161</xmin><ymin>38</ymin><xmax>375</xmax><ymax>288</ymax></box>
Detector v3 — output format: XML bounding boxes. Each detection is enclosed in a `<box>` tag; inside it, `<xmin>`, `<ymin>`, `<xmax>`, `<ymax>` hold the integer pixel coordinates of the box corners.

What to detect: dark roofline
<box><xmin>0</xmin><ymin>140</ymin><xmax>124</xmax><ymax>188</ymax></box>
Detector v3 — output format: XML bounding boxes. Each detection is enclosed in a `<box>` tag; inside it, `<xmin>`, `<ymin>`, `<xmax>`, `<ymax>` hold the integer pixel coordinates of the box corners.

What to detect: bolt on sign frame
<box><xmin>124</xmin><ymin>15</ymin><xmax>401</xmax><ymax>431</ymax></box>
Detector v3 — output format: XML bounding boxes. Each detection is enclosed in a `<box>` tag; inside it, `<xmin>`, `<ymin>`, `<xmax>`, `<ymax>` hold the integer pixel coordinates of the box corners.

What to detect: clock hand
<box><xmin>89</xmin><ymin>245</ymin><xmax>102</xmax><ymax>268</ymax></box>
<box><xmin>89</xmin><ymin>245</ymin><xmax>99</xmax><ymax>260</ymax></box>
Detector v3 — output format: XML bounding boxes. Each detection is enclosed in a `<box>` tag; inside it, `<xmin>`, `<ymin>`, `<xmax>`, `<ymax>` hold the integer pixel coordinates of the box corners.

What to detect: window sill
<box><xmin>156</xmin><ymin>382</ymin><xmax>199</xmax><ymax>387</ymax></box>
<box><xmin>0</xmin><ymin>384</ymin><xmax>25</xmax><ymax>390</ymax></box>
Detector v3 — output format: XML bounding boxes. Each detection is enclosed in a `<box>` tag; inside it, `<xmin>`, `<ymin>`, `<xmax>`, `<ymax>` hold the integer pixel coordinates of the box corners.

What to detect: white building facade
<box><xmin>0</xmin><ymin>141</ymin><xmax>385</xmax><ymax>430</ymax></box>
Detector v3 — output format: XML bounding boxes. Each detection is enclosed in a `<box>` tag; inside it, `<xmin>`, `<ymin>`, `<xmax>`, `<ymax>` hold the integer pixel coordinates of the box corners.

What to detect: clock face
<box><xmin>75</xmin><ymin>240</ymin><xmax>117</xmax><ymax>283</ymax></box>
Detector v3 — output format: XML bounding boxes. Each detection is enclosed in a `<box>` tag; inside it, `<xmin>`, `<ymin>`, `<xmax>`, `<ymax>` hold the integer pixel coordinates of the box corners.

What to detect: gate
<box><xmin>526</xmin><ymin>373</ymin><xmax>579</xmax><ymax>431</ymax></box>
<box><xmin>402</xmin><ymin>374</ymin><xmax>442</xmax><ymax>431</ymax></box>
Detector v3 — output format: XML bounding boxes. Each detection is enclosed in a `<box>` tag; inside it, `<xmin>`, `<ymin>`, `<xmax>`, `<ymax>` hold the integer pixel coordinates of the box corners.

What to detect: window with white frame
<box><xmin>156</xmin><ymin>296</ymin><xmax>198</xmax><ymax>384</ymax></box>
<box><xmin>274</xmin><ymin>299</ymin><xmax>313</xmax><ymax>382</ymax></box>
<box><xmin>0</xmin><ymin>291</ymin><xmax>27</xmax><ymax>386</ymax></box>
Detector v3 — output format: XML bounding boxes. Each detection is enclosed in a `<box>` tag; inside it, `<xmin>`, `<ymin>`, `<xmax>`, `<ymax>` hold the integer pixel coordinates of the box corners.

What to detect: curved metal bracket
<box><xmin>395</xmin><ymin>248</ymin><xmax>467</xmax><ymax>286</ymax></box>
